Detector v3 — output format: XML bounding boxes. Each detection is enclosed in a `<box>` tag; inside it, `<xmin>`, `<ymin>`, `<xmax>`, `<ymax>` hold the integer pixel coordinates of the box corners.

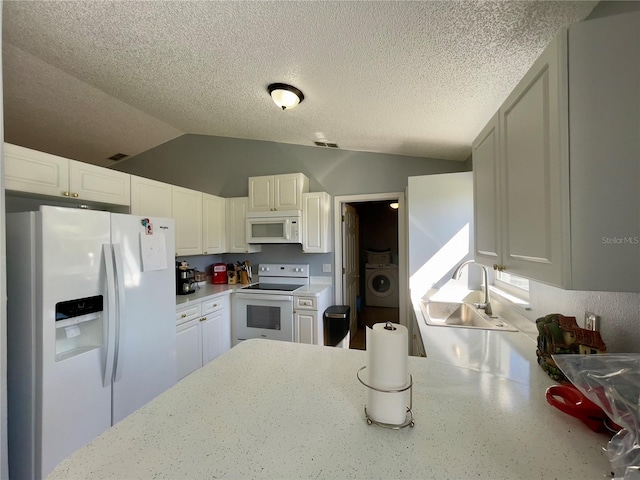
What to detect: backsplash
<box><xmin>521</xmin><ymin>281</ymin><xmax>640</xmax><ymax>353</ymax></box>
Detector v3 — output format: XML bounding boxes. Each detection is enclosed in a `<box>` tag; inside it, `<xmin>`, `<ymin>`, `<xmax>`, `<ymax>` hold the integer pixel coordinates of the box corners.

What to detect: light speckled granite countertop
<box><xmin>49</xmin><ymin>337</ymin><xmax>611</xmax><ymax>479</ymax></box>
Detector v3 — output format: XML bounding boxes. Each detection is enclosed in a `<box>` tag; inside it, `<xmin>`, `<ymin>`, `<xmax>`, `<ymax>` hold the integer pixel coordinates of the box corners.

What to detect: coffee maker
<box><xmin>176</xmin><ymin>263</ymin><xmax>196</xmax><ymax>295</ymax></box>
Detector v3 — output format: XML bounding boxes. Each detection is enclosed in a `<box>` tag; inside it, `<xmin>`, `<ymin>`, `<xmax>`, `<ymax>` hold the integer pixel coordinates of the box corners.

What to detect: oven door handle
<box><xmin>236</xmin><ymin>293</ymin><xmax>293</xmax><ymax>302</ymax></box>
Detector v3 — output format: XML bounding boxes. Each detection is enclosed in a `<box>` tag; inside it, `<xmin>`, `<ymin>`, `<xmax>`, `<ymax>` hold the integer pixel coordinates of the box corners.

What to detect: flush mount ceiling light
<box><xmin>389</xmin><ymin>202</ymin><xmax>399</xmax><ymax>210</ymax></box>
<box><xmin>268</xmin><ymin>83</ymin><xmax>304</xmax><ymax>110</ymax></box>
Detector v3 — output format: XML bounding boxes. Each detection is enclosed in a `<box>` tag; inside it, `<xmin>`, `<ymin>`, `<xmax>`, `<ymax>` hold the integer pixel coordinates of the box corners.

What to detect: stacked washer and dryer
<box><xmin>364</xmin><ymin>250</ymin><xmax>399</xmax><ymax>308</ymax></box>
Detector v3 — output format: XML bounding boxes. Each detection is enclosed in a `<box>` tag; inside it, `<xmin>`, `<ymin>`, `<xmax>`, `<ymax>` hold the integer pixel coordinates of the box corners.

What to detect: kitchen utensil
<box><xmin>545</xmin><ymin>384</ymin><xmax>621</xmax><ymax>434</ymax></box>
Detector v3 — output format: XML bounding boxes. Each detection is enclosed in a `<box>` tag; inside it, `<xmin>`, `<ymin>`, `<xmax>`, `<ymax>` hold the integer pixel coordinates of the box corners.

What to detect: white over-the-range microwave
<box><xmin>246</xmin><ymin>211</ymin><xmax>302</xmax><ymax>244</ymax></box>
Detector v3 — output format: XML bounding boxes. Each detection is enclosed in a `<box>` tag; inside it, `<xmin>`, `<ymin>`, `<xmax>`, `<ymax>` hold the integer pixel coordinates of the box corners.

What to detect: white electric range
<box><xmin>234</xmin><ymin>264</ymin><xmax>309</xmax><ymax>343</ymax></box>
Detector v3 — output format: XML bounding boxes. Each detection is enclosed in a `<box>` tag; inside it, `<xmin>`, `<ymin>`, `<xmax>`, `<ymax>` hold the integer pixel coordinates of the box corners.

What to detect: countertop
<box><xmin>176</xmin><ymin>282</ymin><xmax>331</xmax><ymax>306</ymax></box>
<box><xmin>49</xmin><ymin>338</ymin><xmax>611</xmax><ymax>479</ymax></box>
<box><xmin>175</xmin><ymin>283</ymin><xmax>239</xmax><ymax>306</ymax></box>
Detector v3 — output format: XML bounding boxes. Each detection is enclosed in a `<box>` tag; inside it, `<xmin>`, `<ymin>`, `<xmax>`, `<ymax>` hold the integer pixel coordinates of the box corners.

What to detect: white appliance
<box><xmin>235</xmin><ymin>264</ymin><xmax>309</xmax><ymax>342</ymax></box>
<box><xmin>6</xmin><ymin>206</ymin><xmax>177</xmax><ymax>479</ymax></box>
<box><xmin>365</xmin><ymin>263</ymin><xmax>399</xmax><ymax>308</ymax></box>
<box><xmin>246</xmin><ymin>211</ymin><xmax>302</xmax><ymax>244</ymax></box>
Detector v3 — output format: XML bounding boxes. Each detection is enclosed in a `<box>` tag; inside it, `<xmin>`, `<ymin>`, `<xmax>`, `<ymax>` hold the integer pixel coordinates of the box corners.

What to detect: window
<box><xmin>494</xmin><ymin>271</ymin><xmax>530</xmax><ymax>302</ymax></box>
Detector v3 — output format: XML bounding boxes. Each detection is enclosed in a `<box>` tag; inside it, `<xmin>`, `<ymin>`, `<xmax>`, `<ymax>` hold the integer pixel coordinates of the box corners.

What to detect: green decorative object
<box><xmin>535</xmin><ymin>314</ymin><xmax>607</xmax><ymax>382</ymax></box>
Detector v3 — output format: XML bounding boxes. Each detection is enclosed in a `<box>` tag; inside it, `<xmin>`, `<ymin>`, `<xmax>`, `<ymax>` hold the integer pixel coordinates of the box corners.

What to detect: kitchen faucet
<box><xmin>451</xmin><ymin>260</ymin><xmax>493</xmax><ymax>316</ymax></box>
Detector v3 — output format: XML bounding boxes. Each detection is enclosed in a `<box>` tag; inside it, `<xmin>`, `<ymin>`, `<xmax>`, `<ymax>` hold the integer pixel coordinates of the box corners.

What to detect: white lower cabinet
<box><xmin>294</xmin><ymin>310</ymin><xmax>317</xmax><ymax>344</ymax></box>
<box><xmin>293</xmin><ymin>288</ymin><xmax>332</xmax><ymax>346</ymax></box>
<box><xmin>176</xmin><ymin>294</ymin><xmax>231</xmax><ymax>381</ymax></box>
<box><xmin>176</xmin><ymin>319</ymin><xmax>202</xmax><ymax>381</ymax></box>
<box><xmin>201</xmin><ymin>296</ymin><xmax>231</xmax><ymax>364</ymax></box>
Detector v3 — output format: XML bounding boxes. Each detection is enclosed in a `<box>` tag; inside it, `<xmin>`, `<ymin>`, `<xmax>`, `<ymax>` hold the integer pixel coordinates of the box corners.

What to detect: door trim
<box><xmin>333</xmin><ymin>192</ymin><xmax>407</xmax><ymax>329</ymax></box>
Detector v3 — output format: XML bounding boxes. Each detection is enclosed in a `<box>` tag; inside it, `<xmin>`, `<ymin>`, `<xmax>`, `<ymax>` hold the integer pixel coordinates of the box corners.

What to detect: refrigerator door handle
<box><xmin>112</xmin><ymin>243</ymin><xmax>126</xmax><ymax>382</ymax></box>
<box><xmin>102</xmin><ymin>244</ymin><xmax>117</xmax><ymax>387</ymax></box>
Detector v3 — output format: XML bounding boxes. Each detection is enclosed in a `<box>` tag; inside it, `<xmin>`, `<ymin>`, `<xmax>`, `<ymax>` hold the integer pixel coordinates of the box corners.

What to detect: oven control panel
<box><xmin>258</xmin><ymin>264</ymin><xmax>309</xmax><ymax>278</ymax></box>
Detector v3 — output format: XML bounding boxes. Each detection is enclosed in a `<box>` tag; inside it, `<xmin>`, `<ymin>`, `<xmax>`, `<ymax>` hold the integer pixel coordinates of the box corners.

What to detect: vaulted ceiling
<box><xmin>3</xmin><ymin>1</ymin><xmax>597</xmax><ymax>167</ymax></box>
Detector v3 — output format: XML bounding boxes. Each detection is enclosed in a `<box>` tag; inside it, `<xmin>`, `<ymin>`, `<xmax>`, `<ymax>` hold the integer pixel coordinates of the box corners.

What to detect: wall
<box><xmin>586</xmin><ymin>0</ymin><xmax>640</xmax><ymax>19</ymax></box>
<box><xmin>116</xmin><ymin>133</ymin><xmax>469</xmax><ymax>277</ymax></box>
<box><xmin>407</xmin><ymin>172</ymin><xmax>475</xmax><ymax>300</ymax></box>
<box><xmin>114</xmin><ymin>134</ymin><xmax>469</xmax><ymax>198</ymax></box>
<box><xmin>0</xmin><ymin>4</ymin><xmax>8</xmax><ymax>475</ymax></box>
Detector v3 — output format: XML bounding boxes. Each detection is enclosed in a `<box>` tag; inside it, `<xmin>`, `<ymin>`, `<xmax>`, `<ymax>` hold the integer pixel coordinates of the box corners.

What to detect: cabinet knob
<box><xmin>72</xmin><ymin>192</ymin><xmax>79</xmax><ymax>198</ymax></box>
<box><xmin>213</xmin><ymin>303</ymin><xmax>218</xmax><ymax>307</ymax></box>
<box><xmin>200</xmin><ymin>317</ymin><xmax>206</xmax><ymax>322</ymax></box>
<box><xmin>493</xmin><ymin>264</ymin><xmax>506</xmax><ymax>272</ymax></box>
<box><xmin>63</xmin><ymin>191</ymin><xmax>70</xmax><ymax>197</ymax></box>
<box><xmin>204</xmin><ymin>251</ymin><xmax>207</xmax><ymax>255</ymax></box>
<box><xmin>181</xmin><ymin>313</ymin><xmax>187</xmax><ymax>318</ymax></box>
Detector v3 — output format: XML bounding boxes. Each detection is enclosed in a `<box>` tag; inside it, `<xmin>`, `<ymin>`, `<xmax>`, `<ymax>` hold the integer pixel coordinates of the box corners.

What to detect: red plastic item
<box><xmin>212</xmin><ymin>263</ymin><xmax>227</xmax><ymax>284</ymax></box>
<box><xmin>546</xmin><ymin>384</ymin><xmax>621</xmax><ymax>434</ymax></box>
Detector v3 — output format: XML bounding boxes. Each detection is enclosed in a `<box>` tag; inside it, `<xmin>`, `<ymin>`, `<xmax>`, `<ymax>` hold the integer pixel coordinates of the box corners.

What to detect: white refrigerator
<box><xmin>6</xmin><ymin>206</ymin><xmax>177</xmax><ymax>479</ymax></box>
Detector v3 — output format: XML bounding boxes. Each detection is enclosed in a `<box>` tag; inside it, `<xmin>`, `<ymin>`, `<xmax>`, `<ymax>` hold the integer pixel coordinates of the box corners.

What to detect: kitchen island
<box><xmin>50</xmin><ymin>337</ymin><xmax>611</xmax><ymax>479</ymax></box>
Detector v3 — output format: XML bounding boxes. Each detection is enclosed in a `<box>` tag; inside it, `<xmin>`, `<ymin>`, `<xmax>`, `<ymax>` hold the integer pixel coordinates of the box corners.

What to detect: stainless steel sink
<box><xmin>420</xmin><ymin>300</ymin><xmax>518</xmax><ymax>331</ymax></box>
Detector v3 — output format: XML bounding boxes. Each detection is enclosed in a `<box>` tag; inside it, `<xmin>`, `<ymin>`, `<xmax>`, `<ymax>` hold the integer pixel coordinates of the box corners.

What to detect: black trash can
<box><xmin>323</xmin><ymin>305</ymin><xmax>350</xmax><ymax>347</ymax></box>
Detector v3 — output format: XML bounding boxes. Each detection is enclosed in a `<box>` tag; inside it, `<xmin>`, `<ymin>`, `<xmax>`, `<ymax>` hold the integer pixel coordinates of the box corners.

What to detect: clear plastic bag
<box><xmin>553</xmin><ymin>354</ymin><xmax>640</xmax><ymax>479</ymax></box>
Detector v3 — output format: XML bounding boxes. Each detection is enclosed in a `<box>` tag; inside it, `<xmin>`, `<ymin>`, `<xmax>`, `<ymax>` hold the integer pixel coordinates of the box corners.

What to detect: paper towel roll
<box><xmin>366</xmin><ymin>322</ymin><xmax>409</xmax><ymax>425</ymax></box>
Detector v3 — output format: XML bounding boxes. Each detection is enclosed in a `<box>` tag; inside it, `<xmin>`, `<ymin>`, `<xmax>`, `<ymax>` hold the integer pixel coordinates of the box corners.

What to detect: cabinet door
<box><xmin>472</xmin><ymin>113</ymin><xmax>501</xmax><ymax>267</ymax></box>
<box><xmin>203</xmin><ymin>193</ymin><xmax>226</xmax><ymax>254</ymax></box>
<box><xmin>248</xmin><ymin>176</ymin><xmax>274</xmax><ymax>211</ymax></box>
<box><xmin>201</xmin><ymin>309</ymin><xmax>231</xmax><ymax>365</ymax></box>
<box><xmin>172</xmin><ymin>186</ymin><xmax>203</xmax><ymax>256</ymax></box>
<box><xmin>130</xmin><ymin>175</ymin><xmax>172</xmax><ymax>217</ymax></box>
<box><xmin>69</xmin><ymin>160</ymin><xmax>131</xmax><ymax>206</ymax></box>
<box><xmin>225</xmin><ymin>197</ymin><xmax>261</xmax><ymax>253</ymax></box>
<box><xmin>302</xmin><ymin>192</ymin><xmax>331</xmax><ymax>253</ymax></box>
<box><xmin>176</xmin><ymin>319</ymin><xmax>202</xmax><ymax>381</ymax></box>
<box><xmin>294</xmin><ymin>310</ymin><xmax>316</xmax><ymax>345</ymax></box>
<box><xmin>4</xmin><ymin>143</ymin><xmax>70</xmax><ymax>197</ymax></box>
<box><xmin>274</xmin><ymin>173</ymin><xmax>307</xmax><ymax>211</ymax></box>
<box><xmin>499</xmin><ymin>33</ymin><xmax>567</xmax><ymax>285</ymax></box>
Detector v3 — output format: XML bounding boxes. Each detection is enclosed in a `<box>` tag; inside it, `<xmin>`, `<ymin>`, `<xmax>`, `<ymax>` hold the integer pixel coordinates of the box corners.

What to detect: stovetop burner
<box><xmin>244</xmin><ymin>283</ymin><xmax>304</xmax><ymax>292</ymax></box>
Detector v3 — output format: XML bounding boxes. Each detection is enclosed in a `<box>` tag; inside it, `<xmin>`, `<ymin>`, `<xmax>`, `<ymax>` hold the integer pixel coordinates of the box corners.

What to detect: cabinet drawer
<box><xmin>294</xmin><ymin>296</ymin><xmax>317</xmax><ymax>310</ymax></box>
<box><xmin>176</xmin><ymin>304</ymin><xmax>202</xmax><ymax>325</ymax></box>
<box><xmin>202</xmin><ymin>295</ymin><xmax>228</xmax><ymax>315</ymax></box>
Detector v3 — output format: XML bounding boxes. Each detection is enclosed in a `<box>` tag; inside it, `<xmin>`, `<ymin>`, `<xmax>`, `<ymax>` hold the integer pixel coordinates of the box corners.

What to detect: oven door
<box><xmin>235</xmin><ymin>292</ymin><xmax>294</xmax><ymax>342</ymax></box>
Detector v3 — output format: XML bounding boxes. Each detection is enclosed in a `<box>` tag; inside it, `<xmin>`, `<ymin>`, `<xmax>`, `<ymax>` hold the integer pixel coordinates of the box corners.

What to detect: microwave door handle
<box><xmin>284</xmin><ymin>219</ymin><xmax>290</xmax><ymax>240</ymax></box>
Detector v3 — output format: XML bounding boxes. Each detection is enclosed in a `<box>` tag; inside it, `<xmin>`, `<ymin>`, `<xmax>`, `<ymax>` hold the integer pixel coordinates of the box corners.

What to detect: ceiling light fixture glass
<box><xmin>389</xmin><ymin>202</ymin><xmax>399</xmax><ymax>210</ymax></box>
<box><xmin>268</xmin><ymin>83</ymin><xmax>304</xmax><ymax>110</ymax></box>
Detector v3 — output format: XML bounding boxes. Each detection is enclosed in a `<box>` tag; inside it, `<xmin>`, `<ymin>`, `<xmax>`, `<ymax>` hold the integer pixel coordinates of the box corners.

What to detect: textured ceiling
<box><xmin>2</xmin><ymin>1</ymin><xmax>597</xmax><ymax>167</ymax></box>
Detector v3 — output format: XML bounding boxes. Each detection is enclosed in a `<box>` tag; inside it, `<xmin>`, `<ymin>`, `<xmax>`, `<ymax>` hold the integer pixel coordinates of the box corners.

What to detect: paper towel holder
<box><xmin>357</xmin><ymin>366</ymin><xmax>414</xmax><ymax>429</ymax></box>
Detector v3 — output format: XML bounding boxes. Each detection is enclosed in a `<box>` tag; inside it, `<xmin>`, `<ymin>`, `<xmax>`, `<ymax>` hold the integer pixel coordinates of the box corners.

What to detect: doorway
<box><xmin>333</xmin><ymin>192</ymin><xmax>407</xmax><ymax>350</ymax></box>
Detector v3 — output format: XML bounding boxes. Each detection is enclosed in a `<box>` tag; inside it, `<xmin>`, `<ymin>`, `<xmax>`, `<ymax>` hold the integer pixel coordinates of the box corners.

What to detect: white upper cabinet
<box><xmin>130</xmin><ymin>175</ymin><xmax>172</xmax><ymax>218</ymax></box>
<box><xmin>4</xmin><ymin>143</ymin><xmax>69</xmax><ymax>197</ymax></box>
<box><xmin>5</xmin><ymin>143</ymin><xmax>131</xmax><ymax>206</ymax></box>
<box><xmin>248</xmin><ymin>173</ymin><xmax>309</xmax><ymax>212</ymax></box>
<box><xmin>202</xmin><ymin>193</ymin><xmax>226</xmax><ymax>255</ymax></box>
<box><xmin>225</xmin><ymin>197</ymin><xmax>261</xmax><ymax>254</ymax></box>
<box><xmin>172</xmin><ymin>188</ymin><xmax>231</xmax><ymax>257</ymax></box>
<box><xmin>69</xmin><ymin>161</ymin><xmax>131</xmax><ymax>206</ymax></box>
<box><xmin>172</xmin><ymin>186</ymin><xmax>203</xmax><ymax>257</ymax></box>
<box><xmin>498</xmin><ymin>32</ymin><xmax>565</xmax><ymax>286</ymax></box>
<box><xmin>472</xmin><ymin>113</ymin><xmax>501</xmax><ymax>267</ymax></box>
<box><xmin>473</xmin><ymin>12</ymin><xmax>639</xmax><ymax>292</ymax></box>
<box><xmin>302</xmin><ymin>192</ymin><xmax>332</xmax><ymax>253</ymax></box>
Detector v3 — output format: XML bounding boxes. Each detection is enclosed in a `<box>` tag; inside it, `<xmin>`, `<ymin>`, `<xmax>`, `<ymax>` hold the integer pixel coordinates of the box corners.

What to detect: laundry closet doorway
<box><xmin>333</xmin><ymin>192</ymin><xmax>407</xmax><ymax>350</ymax></box>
